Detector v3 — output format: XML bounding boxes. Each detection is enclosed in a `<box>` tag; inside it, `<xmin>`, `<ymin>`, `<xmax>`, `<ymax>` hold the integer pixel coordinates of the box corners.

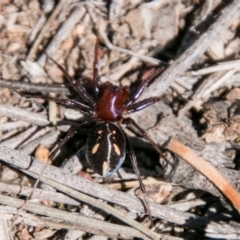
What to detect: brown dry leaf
<box><xmin>0</xmin><ymin>88</ymin><xmax>12</xmax><ymax>104</ymax></box>
<box><xmin>225</xmin><ymin>37</ymin><xmax>240</xmax><ymax>56</ymax></box>
<box><xmin>1</xmin><ymin>166</ymin><xmax>19</xmax><ymax>181</ymax></box>
<box><xmin>61</xmin><ymin>37</ymin><xmax>74</xmax><ymax>51</ymax></box>
<box><xmin>202</xmin><ymin>118</ymin><xmax>240</xmax><ymax>143</ymax></box>
<box><xmin>224</xmin><ymin>116</ymin><xmax>240</xmax><ymax>141</ymax></box>
<box><xmin>207</xmin><ymin>29</ymin><xmax>236</xmax><ymax>60</ymax></box>
<box><xmin>202</xmin><ymin>100</ymin><xmax>240</xmax><ymax>143</ymax></box>
<box><xmin>33</xmin><ymin>229</ymin><xmax>57</xmax><ymax>239</ymax></box>
<box><xmin>136</xmin><ymin>184</ymin><xmax>172</xmax><ymax>204</ymax></box>
<box><xmin>17</xmin><ymin>227</ymin><xmax>32</xmax><ymax>240</ymax></box>
<box><xmin>77</xmin><ymin>170</ymin><xmax>93</xmax><ymax>181</ymax></box>
<box><xmin>34</xmin><ymin>144</ymin><xmax>50</xmax><ymax>163</ymax></box>
<box><xmin>202</xmin><ymin>123</ymin><xmax>226</xmax><ymax>143</ymax></box>
<box><xmin>225</xmin><ymin>88</ymin><xmax>240</xmax><ymax>100</ymax></box>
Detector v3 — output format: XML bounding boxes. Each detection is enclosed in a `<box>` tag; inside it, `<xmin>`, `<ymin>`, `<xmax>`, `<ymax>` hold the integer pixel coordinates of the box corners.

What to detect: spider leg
<box><xmin>122</xmin><ymin>117</ymin><xmax>171</xmax><ymax>166</ymax></box>
<box><xmin>127</xmin><ymin>67</ymin><xmax>164</xmax><ymax>104</ymax></box>
<box><xmin>127</xmin><ymin>97</ymin><xmax>162</xmax><ymax>114</ymax></box>
<box><xmin>123</xmin><ymin>130</ymin><xmax>152</xmax><ymax>222</ymax></box>
<box><xmin>28</xmin><ymin>95</ymin><xmax>92</xmax><ymax>115</ymax></box>
<box><xmin>49</xmin><ymin>121</ymin><xmax>93</xmax><ymax>160</ymax></box>
<box><xmin>93</xmin><ymin>32</ymin><xmax>100</xmax><ymax>96</ymax></box>
<box><xmin>45</xmin><ymin>52</ymin><xmax>94</xmax><ymax>104</ymax></box>
<box><xmin>26</xmin><ymin>122</ymin><xmax>93</xmax><ymax>206</ymax></box>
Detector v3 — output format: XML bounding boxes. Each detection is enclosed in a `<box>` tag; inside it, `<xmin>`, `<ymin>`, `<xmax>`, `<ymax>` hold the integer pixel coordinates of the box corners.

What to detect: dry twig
<box><xmin>0</xmin><ymin>145</ymin><xmax>207</xmax><ymax>229</ymax></box>
<box><xmin>0</xmin><ymin>194</ymin><xmax>152</xmax><ymax>239</ymax></box>
<box><xmin>0</xmin><ymin>105</ymin><xmax>49</xmax><ymax>126</ymax></box>
<box><xmin>0</xmin><ymin>79</ymin><xmax>71</xmax><ymax>95</ymax></box>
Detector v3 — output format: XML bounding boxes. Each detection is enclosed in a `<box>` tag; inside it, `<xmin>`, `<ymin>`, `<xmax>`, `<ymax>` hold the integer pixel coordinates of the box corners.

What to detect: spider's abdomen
<box><xmin>95</xmin><ymin>82</ymin><xmax>129</xmax><ymax>121</ymax></box>
<box><xmin>85</xmin><ymin>122</ymin><xmax>126</xmax><ymax>177</ymax></box>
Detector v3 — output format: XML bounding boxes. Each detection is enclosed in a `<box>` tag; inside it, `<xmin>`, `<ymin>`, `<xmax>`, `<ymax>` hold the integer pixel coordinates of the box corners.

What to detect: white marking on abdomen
<box><xmin>106</xmin><ymin>123</ymin><xmax>112</xmax><ymax>169</ymax></box>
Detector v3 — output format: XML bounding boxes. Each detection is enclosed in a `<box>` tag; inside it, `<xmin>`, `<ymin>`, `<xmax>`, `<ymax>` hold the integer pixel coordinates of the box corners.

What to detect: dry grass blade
<box><xmin>165</xmin><ymin>137</ymin><xmax>240</xmax><ymax>213</ymax></box>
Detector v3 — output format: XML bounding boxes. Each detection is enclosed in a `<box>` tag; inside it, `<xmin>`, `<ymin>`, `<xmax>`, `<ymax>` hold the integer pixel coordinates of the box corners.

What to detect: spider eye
<box><xmin>110</xmin><ymin>86</ymin><xmax>119</xmax><ymax>92</ymax></box>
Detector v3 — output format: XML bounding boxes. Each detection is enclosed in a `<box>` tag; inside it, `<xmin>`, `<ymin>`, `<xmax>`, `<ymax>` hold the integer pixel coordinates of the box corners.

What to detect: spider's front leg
<box><xmin>127</xmin><ymin>97</ymin><xmax>162</xmax><ymax>114</ymax></box>
<box><xmin>127</xmin><ymin>67</ymin><xmax>164</xmax><ymax>105</ymax></box>
<box><xmin>122</xmin><ymin>117</ymin><xmax>170</xmax><ymax>165</ymax></box>
<box><xmin>122</xmin><ymin>117</ymin><xmax>158</xmax><ymax>154</ymax></box>
<box><xmin>45</xmin><ymin>52</ymin><xmax>94</xmax><ymax>105</ymax></box>
<box><xmin>27</xmin><ymin>95</ymin><xmax>92</xmax><ymax>115</ymax></box>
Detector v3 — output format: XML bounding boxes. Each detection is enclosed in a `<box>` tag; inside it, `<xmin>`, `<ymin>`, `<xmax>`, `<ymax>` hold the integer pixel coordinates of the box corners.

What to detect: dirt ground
<box><xmin>0</xmin><ymin>0</ymin><xmax>240</xmax><ymax>239</ymax></box>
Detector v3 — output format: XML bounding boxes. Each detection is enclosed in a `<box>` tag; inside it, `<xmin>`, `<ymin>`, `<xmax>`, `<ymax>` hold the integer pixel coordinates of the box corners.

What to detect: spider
<box><xmin>35</xmin><ymin>36</ymin><xmax>164</xmax><ymax>216</ymax></box>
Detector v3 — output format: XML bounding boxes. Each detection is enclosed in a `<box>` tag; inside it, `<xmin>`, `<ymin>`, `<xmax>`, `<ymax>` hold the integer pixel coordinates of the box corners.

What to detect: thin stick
<box><xmin>165</xmin><ymin>137</ymin><xmax>240</xmax><ymax>213</ymax></box>
<box><xmin>0</xmin><ymin>182</ymin><xmax>79</xmax><ymax>206</ymax></box>
<box><xmin>103</xmin><ymin>177</ymin><xmax>174</xmax><ymax>190</ymax></box>
<box><xmin>0</xmin><ymin>104</ymin><xmax>49</xmax><ymax>126</ymax></box>
<box><xmin>0</xmin><ymin>145</ymin><xmax>207</xmax><ymax>229</ymax></box>
<box><xmin>100</xmin><ymin>27</ymin><xmax>161</xmax><ymax>65</ymax></box>
<box><xmin>26</xmin><ymin>171</ymin><xmax>161</xmax><ymax>240</ymax></box>
<box><xmin>0</xmin><ymin>79</ymin><xmax>71</xmax><ymax>95</ymax></box>
<box><xmin>187</xmin><ymin>59</ymin><xmax>240</xmax><ymax>76</ymax></box>
<box><xmin>0</xmin><ymin>194</ymin><xmax>151</xmax><ymax>239</ymax></box>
